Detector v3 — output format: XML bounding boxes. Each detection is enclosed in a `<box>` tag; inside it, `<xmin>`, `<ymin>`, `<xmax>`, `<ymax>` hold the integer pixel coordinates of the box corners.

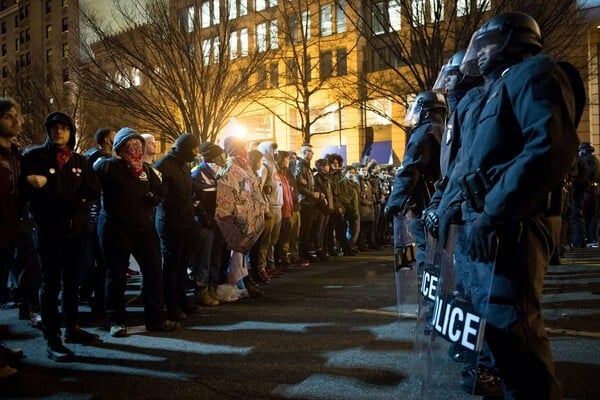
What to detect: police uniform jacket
<box><xmin>387</xmin><ymin>120</ymin><xmax>443</xmax><ymax>214</ymax></box>
<box><xmin>440</xmin><ymin>54</ymin><xmax>578</xmax><ymax>223</ymax></box>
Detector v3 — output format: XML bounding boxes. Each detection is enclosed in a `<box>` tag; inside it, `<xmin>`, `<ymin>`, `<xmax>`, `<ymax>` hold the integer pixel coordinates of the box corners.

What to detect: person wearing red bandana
<box><xmin>21</xmin><ymin>111</ymin><xmax>101</xmax><ymax>362</ymax></box>
<box><xmin>93</xmin><ymin>127</ymin><xmax>176</xmax><ymax>338</ymax></box>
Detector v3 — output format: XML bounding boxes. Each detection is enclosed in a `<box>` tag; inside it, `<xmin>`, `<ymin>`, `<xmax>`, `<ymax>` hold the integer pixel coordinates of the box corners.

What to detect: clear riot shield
<box><xmin>417</xmin><ymin>224</ymin><xmax>496</xmax><ymax>400</ymax></box>
<box><xmin>393</xmin><ymin>213</ymin><xmax>419</xmax><ymax>318</ymax></box>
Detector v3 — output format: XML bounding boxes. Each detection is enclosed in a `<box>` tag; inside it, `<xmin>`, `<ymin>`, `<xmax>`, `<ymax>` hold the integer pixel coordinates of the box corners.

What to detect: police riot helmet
<box><xmin>460</xmin><ymin>12</ymin><xmax>542</xmax><ymax>76</ymax></box>
<box><xmin>433</xmin><ymin>49</ymin><xmax>467</xmax><ymax>93</ymax></box>
<box><xmin>403</xmin><ymin>90</ymin><xmax>447</xmax><ymax>128</ymax></box>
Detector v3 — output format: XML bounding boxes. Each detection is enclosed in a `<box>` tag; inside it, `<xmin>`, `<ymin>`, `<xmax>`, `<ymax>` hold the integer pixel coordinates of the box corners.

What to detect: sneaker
<box><xmin>147</xmin><ymin>320</ymin><xmax>178</xmax><ymax>332</ymax></box>
<box><xmin>460</xmin><ymin>365</ymin><xmax>504</xmax><ymax>397</ymax></box>
<box><xmin>199</xmin><ymin>288</ymin><xmax>219</xmax><ymax>306</ymax></box>
<box><xmin>110</xmin><ymin>324</ymin><xmax>128</xmax><ymax>338</ymax></box>
<box><xmin>47</xmin><ymin>341</ymin><xmax>74</xmax><ymax>362</ymax></box>
<box><xmin>0</xmin><ymin>344</ymin><xmax>24</xmax><ymax>361</ymax></box>
<box><xmin>64</xmin><ymin>325</ymin><xmax>100</xmax><ymax>344</ymax></box>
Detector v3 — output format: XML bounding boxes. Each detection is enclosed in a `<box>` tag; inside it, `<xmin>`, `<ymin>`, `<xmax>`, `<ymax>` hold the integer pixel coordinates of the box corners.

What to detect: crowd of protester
<box><xmin>0</xmin><ymin>96</ymin><xmax>397</xmax><ymax>375</ymax></box>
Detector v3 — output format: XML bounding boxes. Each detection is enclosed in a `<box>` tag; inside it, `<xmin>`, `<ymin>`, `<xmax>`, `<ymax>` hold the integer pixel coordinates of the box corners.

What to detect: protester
<box><xmin>22</xmin><ymin>111</ymin><xmax>101</xmax><ymax>361</ymax></box>
<box><xmin>94</xmin><ymin>128</ymin><xmax>176</xmax><ymax>337</ymax></box>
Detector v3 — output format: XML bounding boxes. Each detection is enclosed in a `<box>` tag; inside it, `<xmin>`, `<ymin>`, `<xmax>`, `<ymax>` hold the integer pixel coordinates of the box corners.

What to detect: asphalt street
<box><xmin>0</xmin><ymin>246</ymin><xmax>598</xmax><ymax>400</ymax></box>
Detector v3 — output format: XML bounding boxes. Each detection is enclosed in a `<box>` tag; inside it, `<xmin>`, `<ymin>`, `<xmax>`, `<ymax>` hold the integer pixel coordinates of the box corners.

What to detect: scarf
<box><xmin>117</xmin><ymin>138</ymin><xmax>144</xmax><ymax>178</ymax></box>
<box><xmin>56</xmin><ymin>146</ymin><xmax>73</xmax><ymax>170</ymax></box>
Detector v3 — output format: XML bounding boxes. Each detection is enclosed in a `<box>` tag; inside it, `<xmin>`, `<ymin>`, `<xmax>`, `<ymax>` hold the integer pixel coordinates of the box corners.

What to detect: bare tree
<box><xmin>77</xmin><ymin>0</ymin><xmax>270</xmax><ymax>144</ymax></box>
<box><xmin>249</xmin><ymin>0</ymin><xmax>361</xmax><ymax>144</ymax></box>
<box><xmin>3</xmin><ymin>60</ymin><xmax>84</xmax><ymax>149</ymax></box>
<box><xmin>345</xmin><ymin>0</ymin><xmax>583</xmax><ymax>129</ymax></box>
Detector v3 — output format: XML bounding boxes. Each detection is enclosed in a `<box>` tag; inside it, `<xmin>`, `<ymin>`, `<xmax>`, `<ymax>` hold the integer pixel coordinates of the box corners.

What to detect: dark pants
<box><xmin>99</xmin><ymin>218</ymin><xmax>165</xmax><ymax>328</ymax></box>
<box><xmin>194</xmin><ymin>224</ymin><xmax>227</xmax><ymax>287</ymax></box>
<box><xmin>36</xmin><ymin>226</ymin><xmax>81</xmax><ymax>339</ymax></box>
<box><xmin>79</xmin><ymin>219</ymin><xmax>105</xmax><ymax>315</ymax></box>
<box><xmin>467</xmin><ymin>216</ymin><xmax>561</xmax><ymax>400</ymax></box>
<box><xmin>0</xmin><ymin>239</ymin><xmax>17</xmax><ymax>304</ymax></box>
<box><xmin>299</xmin><ymin>203</ymin><xmax>317</xmax><ymax>257</ymax></box>
<box><xmin>157</xmin><ymin>221</ymin><xmax>192</xmax><ymax>320</ymax></box>
<box><xmin>312</xmin><ymin>210</ymin><xmax>330</xmax><ymax>252</ymax></box>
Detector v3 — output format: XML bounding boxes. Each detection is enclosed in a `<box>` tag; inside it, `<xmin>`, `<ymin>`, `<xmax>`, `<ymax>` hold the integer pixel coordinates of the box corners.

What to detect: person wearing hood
<box><xmin>94</xmin><ymin>127</ymin><xmax>176</xmax><ymax>338</ymax></box>
<box><xmin>256</xmin><ymin>141</ymin><xmax>284</xmax><ymax>278</ymax></box>
<box><xmin>154</xmin><ymin>133</ymin><xmax>200</xmax><ymax>322</ymax></box>
<box><xmin>21</xmin><ymin>111</ymin><xmax>101</xmax><ymax>362</ymax></box>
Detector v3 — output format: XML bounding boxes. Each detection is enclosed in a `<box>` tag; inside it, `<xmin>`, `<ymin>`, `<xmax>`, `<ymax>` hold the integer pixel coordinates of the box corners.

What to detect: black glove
<box><xmin>383</xmin><ymin>204</ymin><xmax>401</xmax><ymax>220</ymax></box>
<box><xmin>467</xmin><ymin>212</ymin><xmax>496</xmax><ymax>262</ymax></box>
<box><xmin>438</xmin><ymin>205</ymin><xmax>462</xmax><ymax>248</ymax></box>
<box><xmin>424</xmin><ymin>208</ymin><xmax>440</xmax><ymax>238</ymax></box>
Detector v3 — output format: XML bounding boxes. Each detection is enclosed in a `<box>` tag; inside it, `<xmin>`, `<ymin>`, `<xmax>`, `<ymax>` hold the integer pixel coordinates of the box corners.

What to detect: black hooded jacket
<box><xmin>154</xmin><ymin>134</ymin><xmax>199</xmax><ymax>228</ymax></box>
<box><xmin>21</xmin><ymin>118</ymin><xmax>99</xmax><ymax>230</ymax></box>
<box><xmin>94</xmin><ymin>128</ymin><xmax>164</xmax><ymax>230</ymax></box>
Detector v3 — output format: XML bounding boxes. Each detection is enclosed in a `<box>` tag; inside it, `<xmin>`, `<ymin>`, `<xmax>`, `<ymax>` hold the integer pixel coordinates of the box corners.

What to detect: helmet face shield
<box><xmin>432</xmin><ymin>64</ymin><xmax>462</xmax><ymax>93</ymax></box>
<box><xmin>460</xmin><ymin>28</ymin><xmax>510</xmax><ymax>76</ymax></box>
<box><xmin>403</xmin><ymin>100</ymin><xmax>420</xmax><ymax>128</ymax></box>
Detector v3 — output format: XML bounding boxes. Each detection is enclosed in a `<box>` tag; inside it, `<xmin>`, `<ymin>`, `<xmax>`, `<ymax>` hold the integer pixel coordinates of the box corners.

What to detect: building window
<box><xmin>240</xmin><ymin>0</ymin><xmax>248</xmax><ymax>16</ymax></box>
<box><xmin>255</xmin><ymin>0</ymin><xmax>266</xmax><ymax>12</ymax></box>
<box><xmin>201</xmin><ymin>1</ymin><xmax>210</xmax><ymax>28</ymax></box>
<box><xmin>373</xmin><ymin>2</ymin><xmax>385</xmax><ymax>35</ymax></box>
<box><xmin>2</xmin><ymin>66</ymin><xmax>8</xmax><ymax>79</ymax></box>
<box><xmin>240</xmin><ymin>28</ymin><xmax>248</xmax><ymax>56</ymax></box>
<box><xmin>412</xmin><ymin>0</ymin><xmax>425</xmax><ymax>26</ymax></box>
<box><xmin>46</xmin><ymin>48</ymin><xmax>52</xmax><ymax>63</ymax></box>
<box><xmin>301</xmin><ymin>11</ymin><xmax>311</xmax><ymax>40</ymax></box>
<box><xmin>336</xmin><ymin>0</ymin><xmax>347</xmax><ymax>33</ymax></box>
<box><xmin>62</xmin><ymin>0</ymin><xmax>69</xmax><ymax>7</ymax></box>
<box><xmin>269</xmin><ymin>62</ymin><xmax>278</xmax><ymax>88</ymax></box>
<box><xmin>15</xmin><ymin>39</ymin><xmax>18</xmax><ymax>52</ymax></box>
<box><xmin>132</xmin><ymin>68</ymin><xmax>141</xmax><ymax>86</ymax></box>
<box><xmin>228</xmin><ymin>0</ymin><xmax>237</xmax><ymax>20</ymax></box>
<box><xmin>62</xmin><ymin>18</ymin><xmax>69</xmax><ymax>32</ymax></box>
<box><xmin>430</xmin><ymin>0</ymin><xmax>444</xmax><ymax>22</ymax></box>
<box><xmin>1</xmin><ymin>44</ymin><xmax>6</xmax><ymax>57</ymax></box>
<box><xmin>46</xmin><ymin>0</ymin><xmax>52</xmax><ymax>14</ymax></box>
<box><xmin>269</xmin><ymin>19</ymin><xmax>278</xmax><ymax>50</ymax></box>
<box><xmin>456</xmin><ymin>0</ymin><xmax>469</xmax><ymax>16</ymax></box>
<box><xmin>477</xmin><ymin>0</ymin><xmax>491</xmax><ymax>12</ymax></box>
<box><xmin>212</xmin><ymin>0</ymin><xmax>220</xmax><ymax>25</ymax></box>
<box><xmin>288</xmin><ymin>15</ymin><xmax>298</xmax><ymax>44</ymax></box>
<box><xmin>389</xmin><ymin>0</ymin><xmax>401</xmax><ymax>31</ymax></box>
<box><xmin>256</xmin><ymin>22</ymin><xmax>267</xmax><ymax>52</ymax></box>
<box><xmin>14</xmin><ymin>15</ymin><xmax>18</xmax><ymax>29</ymax></box>
<box><xmin>304</xmin><ymin>55</ymin><xmax>311</xmax><ymax>81</ymax></box>
<box><xmin>320</xmin><ymin>51</ymin><xmax>333</xmax><ymax>81</ymax></box>
<box><xmin>62</xmin><ymin>42</ymin><xmax>69</xmax><ymax>58</ymax></box>
<box><xmin>212</xmin><ymin>37</ymin><xmax>220</xmax><ymax>64</ymax></box>
<box><xmin>286</xmin><ymin>58</ymin><xmax>297</xmax><ymax>85</ymax></box>
<box><xmin>336</xmin><ymin>48</ymin><xmax>347</xmax><ymax>76</ymax></box>
<box><xmin>320</xmin><ymin>4</ymin><xmax>332</xmax><ymax>36</ymax></box>
<box><xmin>46</xmin><ymin>25</ymin><xmax>52</xmax><ymax>39</ymax></box>
<box><xmin>230</xmin><ymin>31</ymin><xmax>238</xmax><ymax>59</ymax></box>
<box><xmin>178</xmin><ymin>6</ymin><xmax>195</xmax><ymax>32</ymax></box>
<box><xmin>19</xmin><ymin>5</ymin><xmax>30</xmax><ymax>21</ymax></box>
<box><xmin>62</xmin><ymin>68</ymin><xmax>69</xmax><ymax>82</ymax></box>
<box><xmin>257</xmin><ymin>64</ymin><xmax>267</xmax><ymax>90</ymax></box>
<box><xmin>1</xmin><ymin>21</ymin><xmax>5</xmax><ymax>35</ymax></box>
<box><xmin>202</xmin><ymin>39</ymin><xmax>210</xmax><ymax>65</ymax></box>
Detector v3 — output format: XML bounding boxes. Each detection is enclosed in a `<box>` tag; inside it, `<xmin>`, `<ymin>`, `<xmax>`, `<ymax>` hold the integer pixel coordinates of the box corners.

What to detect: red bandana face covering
<box><xmin>117</xmin><ymin>139</ymin><xmax>144</xmax><ymax>177</ymax></box>
<box><xmin>55</xmin><ymin>146</ymin><xmax>73</xmax><ymax>170</ymax></box>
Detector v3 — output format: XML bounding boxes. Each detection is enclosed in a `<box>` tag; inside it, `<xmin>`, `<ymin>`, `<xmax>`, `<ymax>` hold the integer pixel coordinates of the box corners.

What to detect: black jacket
<box><xmin>0</xmin><ymin>143</ymin><xmax>21</xmax><ymax>239</ymax></box>
<box><xmin>294</xmin><ymin>158</ymin><xmax>315</xmax><ymax>205</ymax></box>
<box><xmin>94</xmin><ymin>157</ymin><xmax>163</xmax><ymax>230</ymax></box>
<box><xmin>21</xmin><ymin>139</ymin><xmax>99</xmax><ymax>230</ymax></box>
<box><xmin>154</xmin><ymin>151</ymin><xmax>194</xmax><ymax>228</ymax></box>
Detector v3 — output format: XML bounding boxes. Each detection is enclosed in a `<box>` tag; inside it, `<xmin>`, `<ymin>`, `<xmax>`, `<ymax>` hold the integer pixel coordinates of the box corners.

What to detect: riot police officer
<box><xmin>384</xmin><ymin>90</ymin><xmax>446</xmax><ymax>266</ymax></box>
<box><xmin>438</xmin><ymin>12</ymin><xmax>579</xmax><ymax>400</ymax></box>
